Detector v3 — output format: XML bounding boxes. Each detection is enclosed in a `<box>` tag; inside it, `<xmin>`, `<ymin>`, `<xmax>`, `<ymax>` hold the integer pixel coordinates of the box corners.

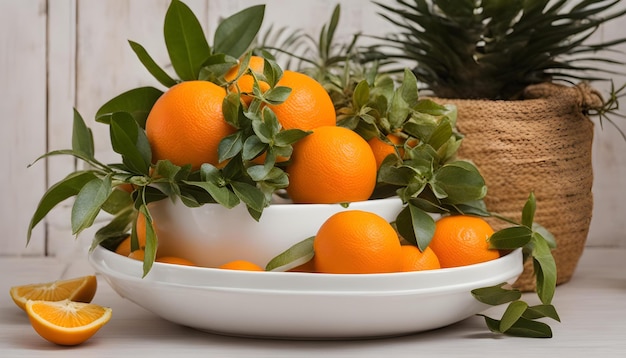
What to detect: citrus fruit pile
<box><xmin>9</xmin><ymin>275</ymin><xmax>112</xmax><ymax>346</ymax></box>
<box><xmin>109</xmin><ymin>54</ymin><xmax>500</xmax><ymax>273</ymax></box>
<box><xmin>143</xmin><ymin>56</ymin><xmax>373</xmax><ymax>205</ymax></box>
<box><xmin>300</xmin><ymin>211</ymin><xmax>498</xmax><ymax>274</ymax></box>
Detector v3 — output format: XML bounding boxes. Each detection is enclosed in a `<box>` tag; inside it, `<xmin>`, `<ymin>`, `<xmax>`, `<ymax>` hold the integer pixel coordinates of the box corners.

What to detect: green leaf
<box><xmin>91</xmin><ymin>205</ymin><xmax>135</xmax><ymax>252</ymax></box>
<box><xmin>198</xmin><ymin>53</ymin><xmax>238</xmax><ymax>82</ymax></box>
<box><xmin>533</xmin><ymin>223</ymin><xmax>557</xmax><ymax>249</ymax></box>
<box><xmin>352</xmin><ymin>80</ymin><xmax>370</xmax><ymax>108</ymax></box>
<box><xmin>500</xmin><ymin>301</ymin><xmax>528</xmax><ymax>333</ymax></box>
<box><xmin>218</xmin><ymin>131</ymin><xmax>244</xmax><ymax>162</ymax></box>
<box><xmin>183</xmin><ymin>180</ymin><xmax>239</xmax><ymax>208</ymax></box>
<box><xmin>479</xmin><ymin>314</ymin><xmax>502</xmax><ymax>334</ymax></box>
<box><xmin>395</xmin><ymin>204</ymin><xmax>435</xmax><ymax>250</ymax></box>
<box><xmin>109</xmin><ymin>112</ymin><xmax>152</xmax><ymax>175</ymax></box>
<box><xmin>222</xmin><ymin>92</ymin><xmax>242</xmax><ymax>128</ymax></box>
<box><xmin>213</xmin><ymin>5</ymin><xmax>265</xmax><ymax>59</ymax></box>
<box><xmin>242</xmin><ymin>135</ymin><xmax>266</xmax><ymax>161</ymax></box>
<box><xmin>471</xmin><ymin>283</ymin><xmax>522</xmax><ymax>305</ymax></box>
<box><xmin>266</xmin><ymin>237</ymin><xmax>314</xmax><ymax>271</ymax></box>
<box><xmin>499</xmin><ymin>317</ymin><xmax>553</xmax><ymax>338</ymax></box>
<box><xmin>128</xmin><ymin>40</ymin><xmax>178</xmax><ymax>87</ymax></box>
<box><xmin>400</xmin><ymin>68</ymin><xmax>419</xmax><ymax>107</ymax></box>
<box><xmin>388</xmin><ymin>90</ymin><xmax>411</xmax><ymax>129</ymax></box>
<box><xmin>427</xmin><ymin>118</ymin><xmax>453</xmax><ymax>150</ymax></box>
<box><xmin>521</xmin><ymin>192</ymin><xmax>536</xmax><ymax>228</ymax></box>
<box><xmin>431</xmin><ymin>161</ymin><xmax>486</xmax><ymax>203</ymax></box>
<box><xmin>230</xmin><ymin>181</ymin><xmax>266</xmax><ymax>213</ymax></box>
<box><xmin>164</xmin><ymin>0</ymin><xmax>210</xmax><ymax>80</ymax></box>
<box><xmin>27</xmin><ymin>171</ymin><xmax>98</xmax><ymax>243</ymax></box>
<box><xmin>274</xmin><ymin>128</ymin><xmax>310</xmax><ymax>147</ymax></box>
<box><xmin>154</xmin><ymin>160</ymin><xmax>191</xmax><ymax>182</ymax></box>
<box><xmin>523</xmin><ymin>304</ymin><xmax>561</xmax><ymax>322</ymax></box>
<box><xmin>263</xmin><ymin>86</ymin><xmax>292</xmax><ymax>105</ymax></box>
<box><xmin>72</xmin><ymin>109</ymin><xmax>95</xmax><ymax>159</ymax></box>
<box><xmin>489</xmin><ymin>226</ymin><xmax>533</xmax><ymax>249</ymax></box>
<box><xmin>532</xmin><ymin>236</ymin><xmax>557</xmax><ymax>305</ymax></box>
<box><xmin>138</xmin><ymin>204</ymin><xmax>157</xmax><ymax>277</ymax></box>
<box><xmin>101</xmin><ymin>187</ymin><xmax>134</xmax><ymax>215</ymax></box>
<box><xmin>71</xmin><ymin>176</ymin><xmax>112</xmax><ymax>235</ymax></box>
<box><xmin>95</xmin><ymin>86</ymin><xmax>163</xmax><ymax>128</ymax></box>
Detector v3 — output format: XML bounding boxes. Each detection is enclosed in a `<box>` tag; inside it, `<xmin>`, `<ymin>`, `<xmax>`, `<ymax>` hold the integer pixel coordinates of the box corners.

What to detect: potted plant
<box><xmin>368</xmin><ymin>0</ymin><xmax>626</xmax><ymax>291</ymax></box>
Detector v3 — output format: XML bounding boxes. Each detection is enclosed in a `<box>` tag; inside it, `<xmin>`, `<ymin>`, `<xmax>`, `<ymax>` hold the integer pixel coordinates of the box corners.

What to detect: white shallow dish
<box><xmin>150</xmin><ymin>196</ymin><xmax>405</xmax><ymax>269</ymax></box>
<box><xmin>90</xmin><ymin>245</ymin><xmax>523</xmax><ymax>339</ymax></box>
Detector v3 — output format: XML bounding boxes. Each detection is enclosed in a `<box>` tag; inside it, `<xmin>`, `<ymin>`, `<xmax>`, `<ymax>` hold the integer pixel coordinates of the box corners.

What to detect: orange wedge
<box><xmin>25</xmin><ymin>299</ymin><xmax>112</xmax><ymax>346</ymax></box>
<box><xmin>9</xmin><ymin>275</ymin><xmax>97</xmax><ymax>311</ymax></box>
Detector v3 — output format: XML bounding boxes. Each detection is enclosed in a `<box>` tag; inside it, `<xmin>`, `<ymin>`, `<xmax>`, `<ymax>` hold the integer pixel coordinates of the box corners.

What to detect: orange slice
<box><xmin>25</xmin><ymin>299</ymin><xmax>112</xmax><ymax>346</ymax></box>
<box><xmin>9</xmin><ymin>275</ymin><xmax>97</xmax><ymax>311</ymax></box>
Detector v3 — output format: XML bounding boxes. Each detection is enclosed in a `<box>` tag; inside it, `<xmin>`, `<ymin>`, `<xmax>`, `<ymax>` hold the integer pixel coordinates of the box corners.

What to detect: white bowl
<box><xmin>149</xmin><ymin>197</ymin><xmax>404</xmax><ymax>268</ymax></box>
<box><xmin>90</xmin><ymin>245</ymin><xmax>523</xmax><ymax>339</ymax></box>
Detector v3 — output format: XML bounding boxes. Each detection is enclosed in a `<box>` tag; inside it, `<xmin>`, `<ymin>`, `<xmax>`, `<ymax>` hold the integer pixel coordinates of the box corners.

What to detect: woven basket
<box><xmin>432</xmin><ymin>82</ymin><xmax>602</xmax><ymax>291</ymax></box>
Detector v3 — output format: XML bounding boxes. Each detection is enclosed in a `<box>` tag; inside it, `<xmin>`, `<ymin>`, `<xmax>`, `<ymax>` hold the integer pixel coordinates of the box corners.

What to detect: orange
<box><xmin>25</xmin><ymin>299</ymin><xmax>112</xmax><ymax>346</ymax></box>
<box><xmin>218</xmin><ymin>260</ymin><xmax>264</xmax><ymax>271</ymax></box>
<box><xmin>367</xmin><ymin>134</ymin><xmax>403</xmax><ymax>169</ymax></box>
<box><xmin>313</xmin><ymin>210</ymin><xmax>403</xmax><ymax>274</ymax></box>
<box><xmin>224</xmin><ymin>56</ymin><xmax>270</xmax><ymax>105</ymax></box>
<box><xmin>115</xmin><ymin>211</ymin><xmax>151</xmax><ymax>256</ymax></box>
<box><xmin>114</xmin><ymin>236</ymin><xmax>135</xmax><ymax>256</ymax></box>
<box><xmin>127</xmin><ymin>249</ymin><xmax>145</xmax><ymax>261</ymax></box>
<box><xmin>287</xmin><ymin>256</ymin><xmax>317</xmax><ymax>273</ymax></box>
<box><xmin>268</xmin><ymin>70</ymin><xmax>336</xmax><ymax>130</ymax></box>
<box><xmin>428</xmin><ymin>215</ymin><xmax>500</xmax><ymax>268</ymax></box>
<box><xmin>286</xmin><ymin>126</ymin><xmax>377</xmax><ymax>204</ymax></box>
<box><xmin>399</xmin><ymin>245</ymin><xmax>441</xmax><ymax>272</ymax></box>
<box><xmin>10</xmin><ymin>275</ymin><xmax>97</xmax><ymax>311</ymax></box>
<box><xmin>145</xmin><ymin>80</ymin><xmax>235</xmax><ymax>170</ymax></box>
<box><xmin>156</xmin><ymin>256</ymin><xmax>196</xmax><ymax>266</ymax></box>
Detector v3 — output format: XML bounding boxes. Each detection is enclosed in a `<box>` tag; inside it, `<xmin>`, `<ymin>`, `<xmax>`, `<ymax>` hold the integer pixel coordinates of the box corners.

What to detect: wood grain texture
<box><xmin>0</xmin><ymin>0</ymin><xmax>47</xmax><ymax>256</ymax></box>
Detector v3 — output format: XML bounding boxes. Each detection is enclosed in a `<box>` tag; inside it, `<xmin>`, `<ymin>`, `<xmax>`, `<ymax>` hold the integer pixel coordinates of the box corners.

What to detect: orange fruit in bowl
<box><xmin>115</xmin><ymin>211</ymin><xmax>152</xmax><ymax>256</ymax></box>
<box><xmin>224</xmin><ymin>55</ymin><xmax>271</xmax><ymax>105</ymax></box>
<box><xmin>313</xmin><ymin>210</ymin><xmax>403</xmax><ymax>274</ymax></box>
<box><xmin>268</xmin><ymin>70</ymin><xmax>336</xmax><ymax>131</ymax></box>
<box><xmin>145</xmin><ymin>80</ymin><xmax>235</xmax><ymax>170</ymax></box>
<box><xmin>127</xmin><ymin>249</ymin><xmax>146</xmax><ymax>261</ymax></box>
<box><xmin>287</xmin><ymin>256</ymin><xmax>318</xmax><ymax>273</ymax></box>
<box><xmin>219</xmin><ymin>260</ymin><xmax>264</xmax><ymax>271</ymax></box>
<box><xmin>399</xmin><ymin>245</ymin><xmax>441</xmax><ymax>272</ymax></box>
<box><xmin>428</xmin><ymin>215</ymin><xmax>500</xmax><ymax>268</ymax></box>
<box><xmin>286</xmin><ymin>126</ymin><xmax>377</xmax><ymax>204</ymax></box>
<box><xmin>367</xmin><ymin>134</ymin><xmax>403</xmax><ymax>169</ymax></box>
<box><xmin>25</xmin><ymin>299</ymin><xmax>112</xmax><ymax>346</ymax></box>
<box><xmin>9</xmin><ymin>275</ymin><xmax>97</xmax><ymax>311</ymax></box>
<box><xmin>156</xmin><ymin>256</ymin><xmax>197</xmax><ymax>266</ymax></box>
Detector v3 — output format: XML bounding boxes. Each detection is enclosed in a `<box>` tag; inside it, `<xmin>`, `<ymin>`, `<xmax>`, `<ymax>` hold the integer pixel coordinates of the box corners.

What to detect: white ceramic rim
<box><xmin>89</xmin><ymin>245</ymin><xmax>523</xmax><ymax>294</ymax></box>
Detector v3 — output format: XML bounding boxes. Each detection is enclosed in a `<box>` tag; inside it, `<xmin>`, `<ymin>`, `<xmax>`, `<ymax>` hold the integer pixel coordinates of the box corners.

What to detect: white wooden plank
<box><xmin>46</xmin><ymin>0</ymin><xmax>80</xmax><ymax>258</ymax></box>
<box><xmin>585</xmin><ymin>0</ymin><xmax>626</xmax><ymax>247</ymax></box>
<box><xmin>0</xmin><ymin>0</ymin><xmax>47</xmax><ymax>256</ymax></box>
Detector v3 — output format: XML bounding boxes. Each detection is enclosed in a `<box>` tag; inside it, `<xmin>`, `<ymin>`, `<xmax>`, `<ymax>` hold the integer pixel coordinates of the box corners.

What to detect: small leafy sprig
<box><xmin>473</xmin><ymin>192</ymin><xmax>560</xmax><ymax>338</ymax></box>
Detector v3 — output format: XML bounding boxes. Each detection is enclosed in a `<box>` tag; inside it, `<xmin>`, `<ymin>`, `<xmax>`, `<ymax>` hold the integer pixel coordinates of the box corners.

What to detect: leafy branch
<box><xmin>27</xmin><ymin>0</ymin><xmax>304</xmax><ymax>276</ymax></box>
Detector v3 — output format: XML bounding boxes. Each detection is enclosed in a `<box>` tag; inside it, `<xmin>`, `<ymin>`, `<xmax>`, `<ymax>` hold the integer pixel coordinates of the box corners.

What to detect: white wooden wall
<box><xmin>1</xmin><ymin>0</ymin><xmax>625</xmax><ymax>258</ymax></box>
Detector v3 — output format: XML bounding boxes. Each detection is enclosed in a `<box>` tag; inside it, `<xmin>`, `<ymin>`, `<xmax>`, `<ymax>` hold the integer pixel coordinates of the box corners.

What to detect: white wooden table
<box><xmin>1</xmin><ymin>247</ymin><xmax>625</xmax><ymax>357</ymax></box>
